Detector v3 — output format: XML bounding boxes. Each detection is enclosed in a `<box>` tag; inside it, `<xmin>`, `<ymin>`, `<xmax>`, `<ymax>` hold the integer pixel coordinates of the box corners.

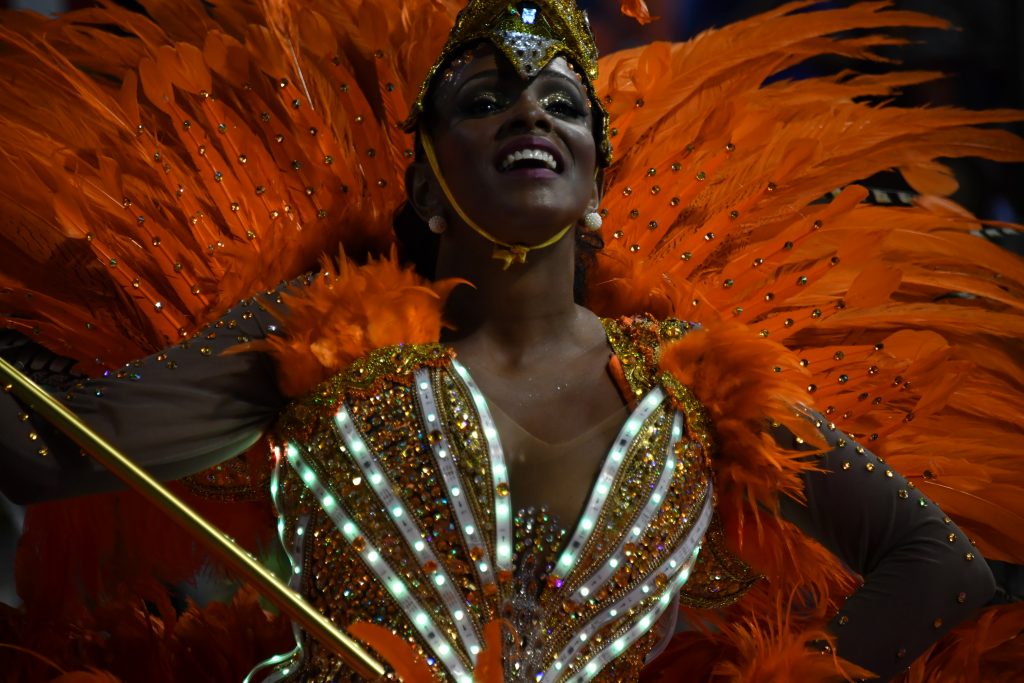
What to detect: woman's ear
<box><xmin>405</xmin><ymin>161</ymin><xmax>445</xmax><ymax>223</ymax></box>
<box><xmin>586</xmin><ymin>169</ymin><xmax>604</xmax><ymax>214</ymax></box>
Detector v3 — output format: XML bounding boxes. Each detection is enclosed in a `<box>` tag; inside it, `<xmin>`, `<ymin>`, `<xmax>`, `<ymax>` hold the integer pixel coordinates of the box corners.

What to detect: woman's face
<box><xmin>424</xmin><ymin>47</ymin><xmax>600</xmax><ymax>247</ymax></box>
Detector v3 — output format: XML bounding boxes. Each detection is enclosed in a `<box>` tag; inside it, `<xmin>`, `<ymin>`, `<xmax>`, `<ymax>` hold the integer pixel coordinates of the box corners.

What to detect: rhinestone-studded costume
<box><xmin>1</xmin><ymin>1</ymin><xmax>1024</xmax><ymax>682</ymax></box>
<box><xmin>264</xmin><ymin>320</ymin><xmax>719</xmax><ymax>682</ymax></box>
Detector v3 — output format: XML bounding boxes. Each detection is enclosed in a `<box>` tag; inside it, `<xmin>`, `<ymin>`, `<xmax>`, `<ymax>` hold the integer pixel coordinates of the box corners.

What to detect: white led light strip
<box><xmin>332</xmin><ymin>409</ymin><xmax>482</xmax><ymax>659</ymax></box>
<box><xmin>554</xmin><ymin>388</ymin><xmax>667</xmax><ymax>580</ymax></box>
<box><xmin>286</xmin><ymin>442</ymin><xmax>473</xmax><ymax>682</ymax></box>
<box><xmin>563</xmin><ymin>544</ymin><xmax>703</xmax><ymax>683</ymax></box>
<box><xmin>415</xmin><ymin>368</ymin><xmax>496</xmax><ymax>599</ymax></box>
<box><xmin>571</xmin><ymin>412</ymin><xmax>683</xmax><ymax>603</ymax></box>
<box><xmin>246</xmin><ymin>446</ymin><xmax>305</xmax><ymax>683</ymax></box>
<box><xmin>542</xmin><ymin>487</ymin><xmax>713</xmax><ymax>683</ymax></box>
<box><xmin>451</xmin><ymin>360</ymin><xmax>514</xmax><ymax>572</ymax></box>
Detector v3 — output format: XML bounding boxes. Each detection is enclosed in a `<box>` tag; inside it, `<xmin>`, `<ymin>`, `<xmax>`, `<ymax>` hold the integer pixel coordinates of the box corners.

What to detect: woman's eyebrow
<box><xmin>455</xmin><ymin>68</ymin><xmax>586</xmax><ymax>96</ymax></box>
<box><xmin>456</xmin><ymin>69</ymin><xmax>500</xmax><ymax>91</ymax></box>
<box><xmin>535</xmin><ymin>70</ymin><xmax>587</xmax><ymax>96</ymax></box>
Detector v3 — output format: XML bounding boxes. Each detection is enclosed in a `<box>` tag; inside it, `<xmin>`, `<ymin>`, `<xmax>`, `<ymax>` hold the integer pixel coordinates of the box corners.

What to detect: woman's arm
<box><xmin>777</xmin><ymin>416</ymin><xmax>996</xmax><ymax>681</ymax></box>
<box><xmin>0</xmin><ymin>295</ymin><xmax>288</xmax><ymax>504</ymax></box>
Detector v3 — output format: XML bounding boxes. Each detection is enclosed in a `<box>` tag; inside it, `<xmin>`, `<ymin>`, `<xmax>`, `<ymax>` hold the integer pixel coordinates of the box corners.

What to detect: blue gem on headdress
<box><xmin>521</xmin><ymin>5</ymin><xmax>538</xmax><ymax>24</ymax></box>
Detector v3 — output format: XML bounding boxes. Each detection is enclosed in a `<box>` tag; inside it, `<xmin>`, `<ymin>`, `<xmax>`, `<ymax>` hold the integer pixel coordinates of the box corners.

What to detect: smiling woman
<box><xmin>1</xmin><ymin>1</ymin><xmax>1023</xmax><ymax>682</ymax></box>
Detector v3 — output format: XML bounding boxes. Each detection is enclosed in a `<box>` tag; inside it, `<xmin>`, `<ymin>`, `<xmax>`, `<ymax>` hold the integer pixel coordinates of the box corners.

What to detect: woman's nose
<box><xmin>501</xmin><ymin>93</ymin><xmax>553</xmax><ymax>135</ymax></box>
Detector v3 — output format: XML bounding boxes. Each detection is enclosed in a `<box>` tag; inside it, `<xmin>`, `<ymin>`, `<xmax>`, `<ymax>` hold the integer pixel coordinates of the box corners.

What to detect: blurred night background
<box><xmin>0</xmin><ymin>0</ymin><xmax>1021</xmax><ymax>606</ymax></box>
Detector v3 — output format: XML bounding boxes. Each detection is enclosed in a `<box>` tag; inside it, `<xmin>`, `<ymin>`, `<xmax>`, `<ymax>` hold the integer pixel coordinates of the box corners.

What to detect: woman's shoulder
<box><xmin>274</xmin><ymin>342</ymin><xmax>452</xmax><ymax>441</ymax></box>
<box><xmin>601</xmin><ymin>314</ymin><xmax>702</xmax><ymax>395</ymax></box>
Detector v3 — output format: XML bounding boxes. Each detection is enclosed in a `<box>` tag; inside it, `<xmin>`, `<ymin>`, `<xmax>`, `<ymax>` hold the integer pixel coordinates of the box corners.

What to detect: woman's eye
<box><xmin>543</xmin><ymin>96</ymin><xmax>585</xmax><ymax>118</ymax></box>
<box><xmin>465</xmin><ymin>93</ymin><xmax>502</xmax><ymax>115</ymax></box>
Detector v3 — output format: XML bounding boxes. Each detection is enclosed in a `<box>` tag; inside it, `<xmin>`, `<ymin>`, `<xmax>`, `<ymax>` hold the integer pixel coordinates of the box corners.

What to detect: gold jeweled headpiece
<box><xmin>406</xmin><ymin>0</ymin><xmax>612</xmax><ymax>166</ymax></box>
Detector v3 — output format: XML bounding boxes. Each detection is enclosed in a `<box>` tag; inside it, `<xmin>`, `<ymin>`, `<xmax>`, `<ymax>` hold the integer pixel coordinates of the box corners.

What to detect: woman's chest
<box><xmin>274</xmin><ymin>349</ymin><xmax>716</xmax><ymax>681</ymax></box>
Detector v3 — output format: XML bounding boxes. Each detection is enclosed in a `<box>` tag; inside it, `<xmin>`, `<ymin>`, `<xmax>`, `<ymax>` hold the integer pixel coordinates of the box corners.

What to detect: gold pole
<box><xmin>0</xmin><ymin>357</ymin><xmax>386</xmax><ymax>682</ymax></box>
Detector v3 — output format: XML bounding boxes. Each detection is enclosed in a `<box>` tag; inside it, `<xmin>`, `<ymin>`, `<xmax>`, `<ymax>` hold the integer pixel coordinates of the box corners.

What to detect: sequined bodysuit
<box><xmin>258</xmin><ymin>318</ymin><xmax>747</xmax><ymax>682</ymax></box>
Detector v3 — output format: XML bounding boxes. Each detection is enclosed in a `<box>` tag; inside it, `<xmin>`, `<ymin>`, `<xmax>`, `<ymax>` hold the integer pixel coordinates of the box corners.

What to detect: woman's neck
<box><xmin>435</xmin><ymin>228</ymin><xmax>596</xmax><ymax>368</ymax></box>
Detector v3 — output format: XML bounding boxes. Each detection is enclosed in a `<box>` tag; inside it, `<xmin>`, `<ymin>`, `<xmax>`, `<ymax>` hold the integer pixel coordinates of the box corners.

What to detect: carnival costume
<box><xmin>1</xmin><ymin>1</ymin><xmax>1023</xmax><ymax>682</ymax></box>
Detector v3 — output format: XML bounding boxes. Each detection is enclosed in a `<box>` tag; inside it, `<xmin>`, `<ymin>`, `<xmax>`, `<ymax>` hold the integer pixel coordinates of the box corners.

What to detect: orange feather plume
<box><xmin>233</xmin><ymin>247</ymin><xmax>464</xmax><ymax>397</ymax></box>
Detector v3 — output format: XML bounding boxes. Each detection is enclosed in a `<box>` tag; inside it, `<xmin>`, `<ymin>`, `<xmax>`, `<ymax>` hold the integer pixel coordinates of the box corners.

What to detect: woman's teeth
<box><xmin>500</xmin><ymin>148</ymin><xmax>558</xmax><ymax>171</ymax></box>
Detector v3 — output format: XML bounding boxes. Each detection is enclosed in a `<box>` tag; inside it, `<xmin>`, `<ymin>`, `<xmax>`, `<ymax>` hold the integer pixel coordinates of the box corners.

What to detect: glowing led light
<box><xmin>609</xmin><ymin>609</ymin><xmax>618</xmax><ymax>617</ymax></box>
<box><xmin>438</xmin><ymin>643</ymin><xmax>451</xmax><ymax>656</ymax></box>
<box><xmin>451</xmin><ymin>487</ymin><xmax>461</xmax><ymax>497</ymax></box>
<box><xmin>586</xmin><ymin>662</ymin><xmax>598</xmax><ymax>675</ymax></box>
<box><xmin>321</xmin><ymin>494</ymin><xmax>335</xmax><ymax>508</ymax></box>
<box><xmin>669</xmin><ymin>559</ymin><xmax>678</xmax><ymax>569</ymax></box>
<box><xmin>470</xmin><ymin>644</ymin><xmax>480</xmax><ymax>655</ymax></box>
<box><xmin>639</xmin><ymin>616</ymin><xmax>652</xmax><ymax>629</ymax></box>
<box><xmin>581</xmin><ymin>518</ymin><xmax>594</xmax><ymax>531</ymax></box>
<box><xmin>632</xmin><ymin>526</ymin><xmax>642</xmax><ymax>537</ymax></box>
<box><xmin>367</xmin><ymin>550</ymin><xmax>380</xmax><ymax>563</ymax></box>
<box><xmin>392</xmin><ymin>506</ymin><xmax>404</xmax><ymax>518</ymax></box>
<box><xmin>434</xmin><ymin>575</ymin><xmax>446</xmax><ymax>586</ymax></box>
<box><xmin>496</xmin><ymin>501</ymin><xmax>510</xmax><ymax>519</ymax></box>
<box><xmin>596</xmin><ymin>483</ymin><xmax>610</xmax><ymax>495</ymax></box>
<box><xmin>427</xmin><ymin>413</ymin><xmax>437</xmax><ymax>423</ymax></box>
<box><xmin>343</xmin><ymin>522</ymin><xmax>356</xmax><ymax>536</ymax></box>
<box><xmin>415</xmin><ymin>612</ymin><xmax>429</xmax><ymax>627</ymax></box>
<box><xmin>350</xmin><ymin>441</ymin><xmax>365</xmax><ymax>454</ymax></box>
<box><xmin>277</xmin><ymin>519</ymin><xmax>285</xmax><ymax>533</ymax></box>
<box><xmin>391</xmin><ymin>580</ymin><xmax>407</xmax><ymax>597</ymax></box>
<box><xmin>455</xmin><ymin>610</ymin><xmax>465</xmax><ymax>621</ymax></box>
<box><xmin>554</xmin><ymin>661</ymin><xmax>564</xmax><ymax>670</ymax></box>
<box><xmin>559</xmin><ymin>554</ymin><xmax>573</xmax><ymax>567</ymax></box>
<box><xmin>493</xmin><ymin>464</ymin><xmax>507</xmax><ymax>478</ymax></box>
<box><xmin>302</xmin><ymin>470</ymin><xmax>315</xmax><ymax>484</ymax></box>
<box><xmin>293</xmin><ymin>566</ymin><xmax>301</xmax><ymax>575</ymax></box>
<box><xmin>613</xmin><ymin>638</ymin><xmax>626</xmax><ymax>653</ymax></box>
<box><xmin>642</xmin><ymin>584</ymin><xmax>651</xmax><ymax>594</ymax></box>
<box><xmin>579</xmin><ymin>632</ymin><xmax>588</xmax><ymax>642</ymax></box>
<box><xmin>485</xmin><ymin>427</ymin><xmax>498</xmax><ymax>440</ymax></box>
<box><xmin>651</xmin><ymin>493</ymin><xmax>662</xmax><ymax>503</ymax></box>
<box><xmin>414</xmin><ymin>540</ymin><xmax>425</xmax><ymax>552</ymax></box>
<box><xmin>419</xmin><ymin>381</ymin><xmax>429</xmax><ymax>390</ymax></box>
<box><xmin>370</xmin><ymin>473</ymin><xmax>383</xmax><ymax>486</ymax></box>
<box><xmin>609</xmin><ymin>558</ymin><xmax>619</xmax><ymax>568</ymax></box>
<box><xmin>287</xmin><ymin>444</ymin><xmax>299</xmax><ymax>458</ymax></box>
<box><xmin>498</xmin><ymin>543</ymin><xmax>511</xmax><ymax>558</ymax></box>
<box><xmin>296</xmin><ymin>527</ymin><xmax>304</xmax><ymax>536</ymax></box>
<box><xmin>334</xmin><ymin>412</ymin><xmax>347</xmax><ymax>424</ymax></box>
<box><xmin>580</xmin><ymin>586</ymin><xmax>590</xmax><ymax>597</ymax></box>
<box><xmin>660</xmin><ymin>592</ymin><xmax>671</xmax><ymax>605</ymax></box>
<box><xmin>478</xmin><ymin>562</ymin><xmax>489</xmax><ymax>573</ymax></box>
<box><xmin>612</xmin><ymin>451</ymin><xmax>624</xmax><ymax>462</ymax></box>
<box><xmin>666</xmin><ymin>458</ymin><xmax>675</xmax><ymax>470</ymax></box>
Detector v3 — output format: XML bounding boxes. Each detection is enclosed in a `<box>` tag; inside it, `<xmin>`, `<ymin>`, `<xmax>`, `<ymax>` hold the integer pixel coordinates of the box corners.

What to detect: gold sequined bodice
<box><xmin>253</xmin><ymin>318</ymin><xmax>752</xmax><ymax>682</ymax></box>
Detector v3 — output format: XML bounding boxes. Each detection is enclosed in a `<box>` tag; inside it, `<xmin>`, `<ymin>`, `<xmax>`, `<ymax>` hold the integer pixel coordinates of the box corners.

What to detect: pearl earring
<box><xmin>583</xmin><ymin>211</ymin><xmax>603</xmax><ymax>232</ymax></box>
<box><xmin>428</xmin><ymin>215</ymin><xmax>447</xmax><ymax>235</ymax></box>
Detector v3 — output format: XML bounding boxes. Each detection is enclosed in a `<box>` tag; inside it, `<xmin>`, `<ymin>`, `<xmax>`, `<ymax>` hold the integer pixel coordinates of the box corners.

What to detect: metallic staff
<box><xmin>0</xmin><ymin>357</ymin><xmax>386</xmax><ymax>682</ymax></box>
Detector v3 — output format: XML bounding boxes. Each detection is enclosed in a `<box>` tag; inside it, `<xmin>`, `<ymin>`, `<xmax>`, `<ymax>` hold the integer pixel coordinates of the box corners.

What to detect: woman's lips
<box><xmin>494</xmin><ymin>136</ymin><xmax>565</xmax><ymax>175</ymax></box>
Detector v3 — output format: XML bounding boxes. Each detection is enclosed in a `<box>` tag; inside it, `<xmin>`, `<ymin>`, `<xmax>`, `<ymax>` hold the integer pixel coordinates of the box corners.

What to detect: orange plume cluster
<box><xmin>0</xmin><ymin>0</ymin><xmax>1022</xmax><ymax>681</ymax></box>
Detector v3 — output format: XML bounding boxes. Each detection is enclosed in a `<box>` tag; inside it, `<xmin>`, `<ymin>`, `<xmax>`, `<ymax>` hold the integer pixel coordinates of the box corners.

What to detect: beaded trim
<box><xmin>286</xmin><ymin>441</ymin><xmax>474</xmax><ymax>681</ymax></box>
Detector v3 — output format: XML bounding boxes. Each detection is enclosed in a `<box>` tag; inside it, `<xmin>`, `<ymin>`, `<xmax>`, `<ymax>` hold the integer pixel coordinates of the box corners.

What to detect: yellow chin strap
<box><xmin>420</xmin><ymin>132</ymin><xmax>573</xmax><ymax>270</ymax></box>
